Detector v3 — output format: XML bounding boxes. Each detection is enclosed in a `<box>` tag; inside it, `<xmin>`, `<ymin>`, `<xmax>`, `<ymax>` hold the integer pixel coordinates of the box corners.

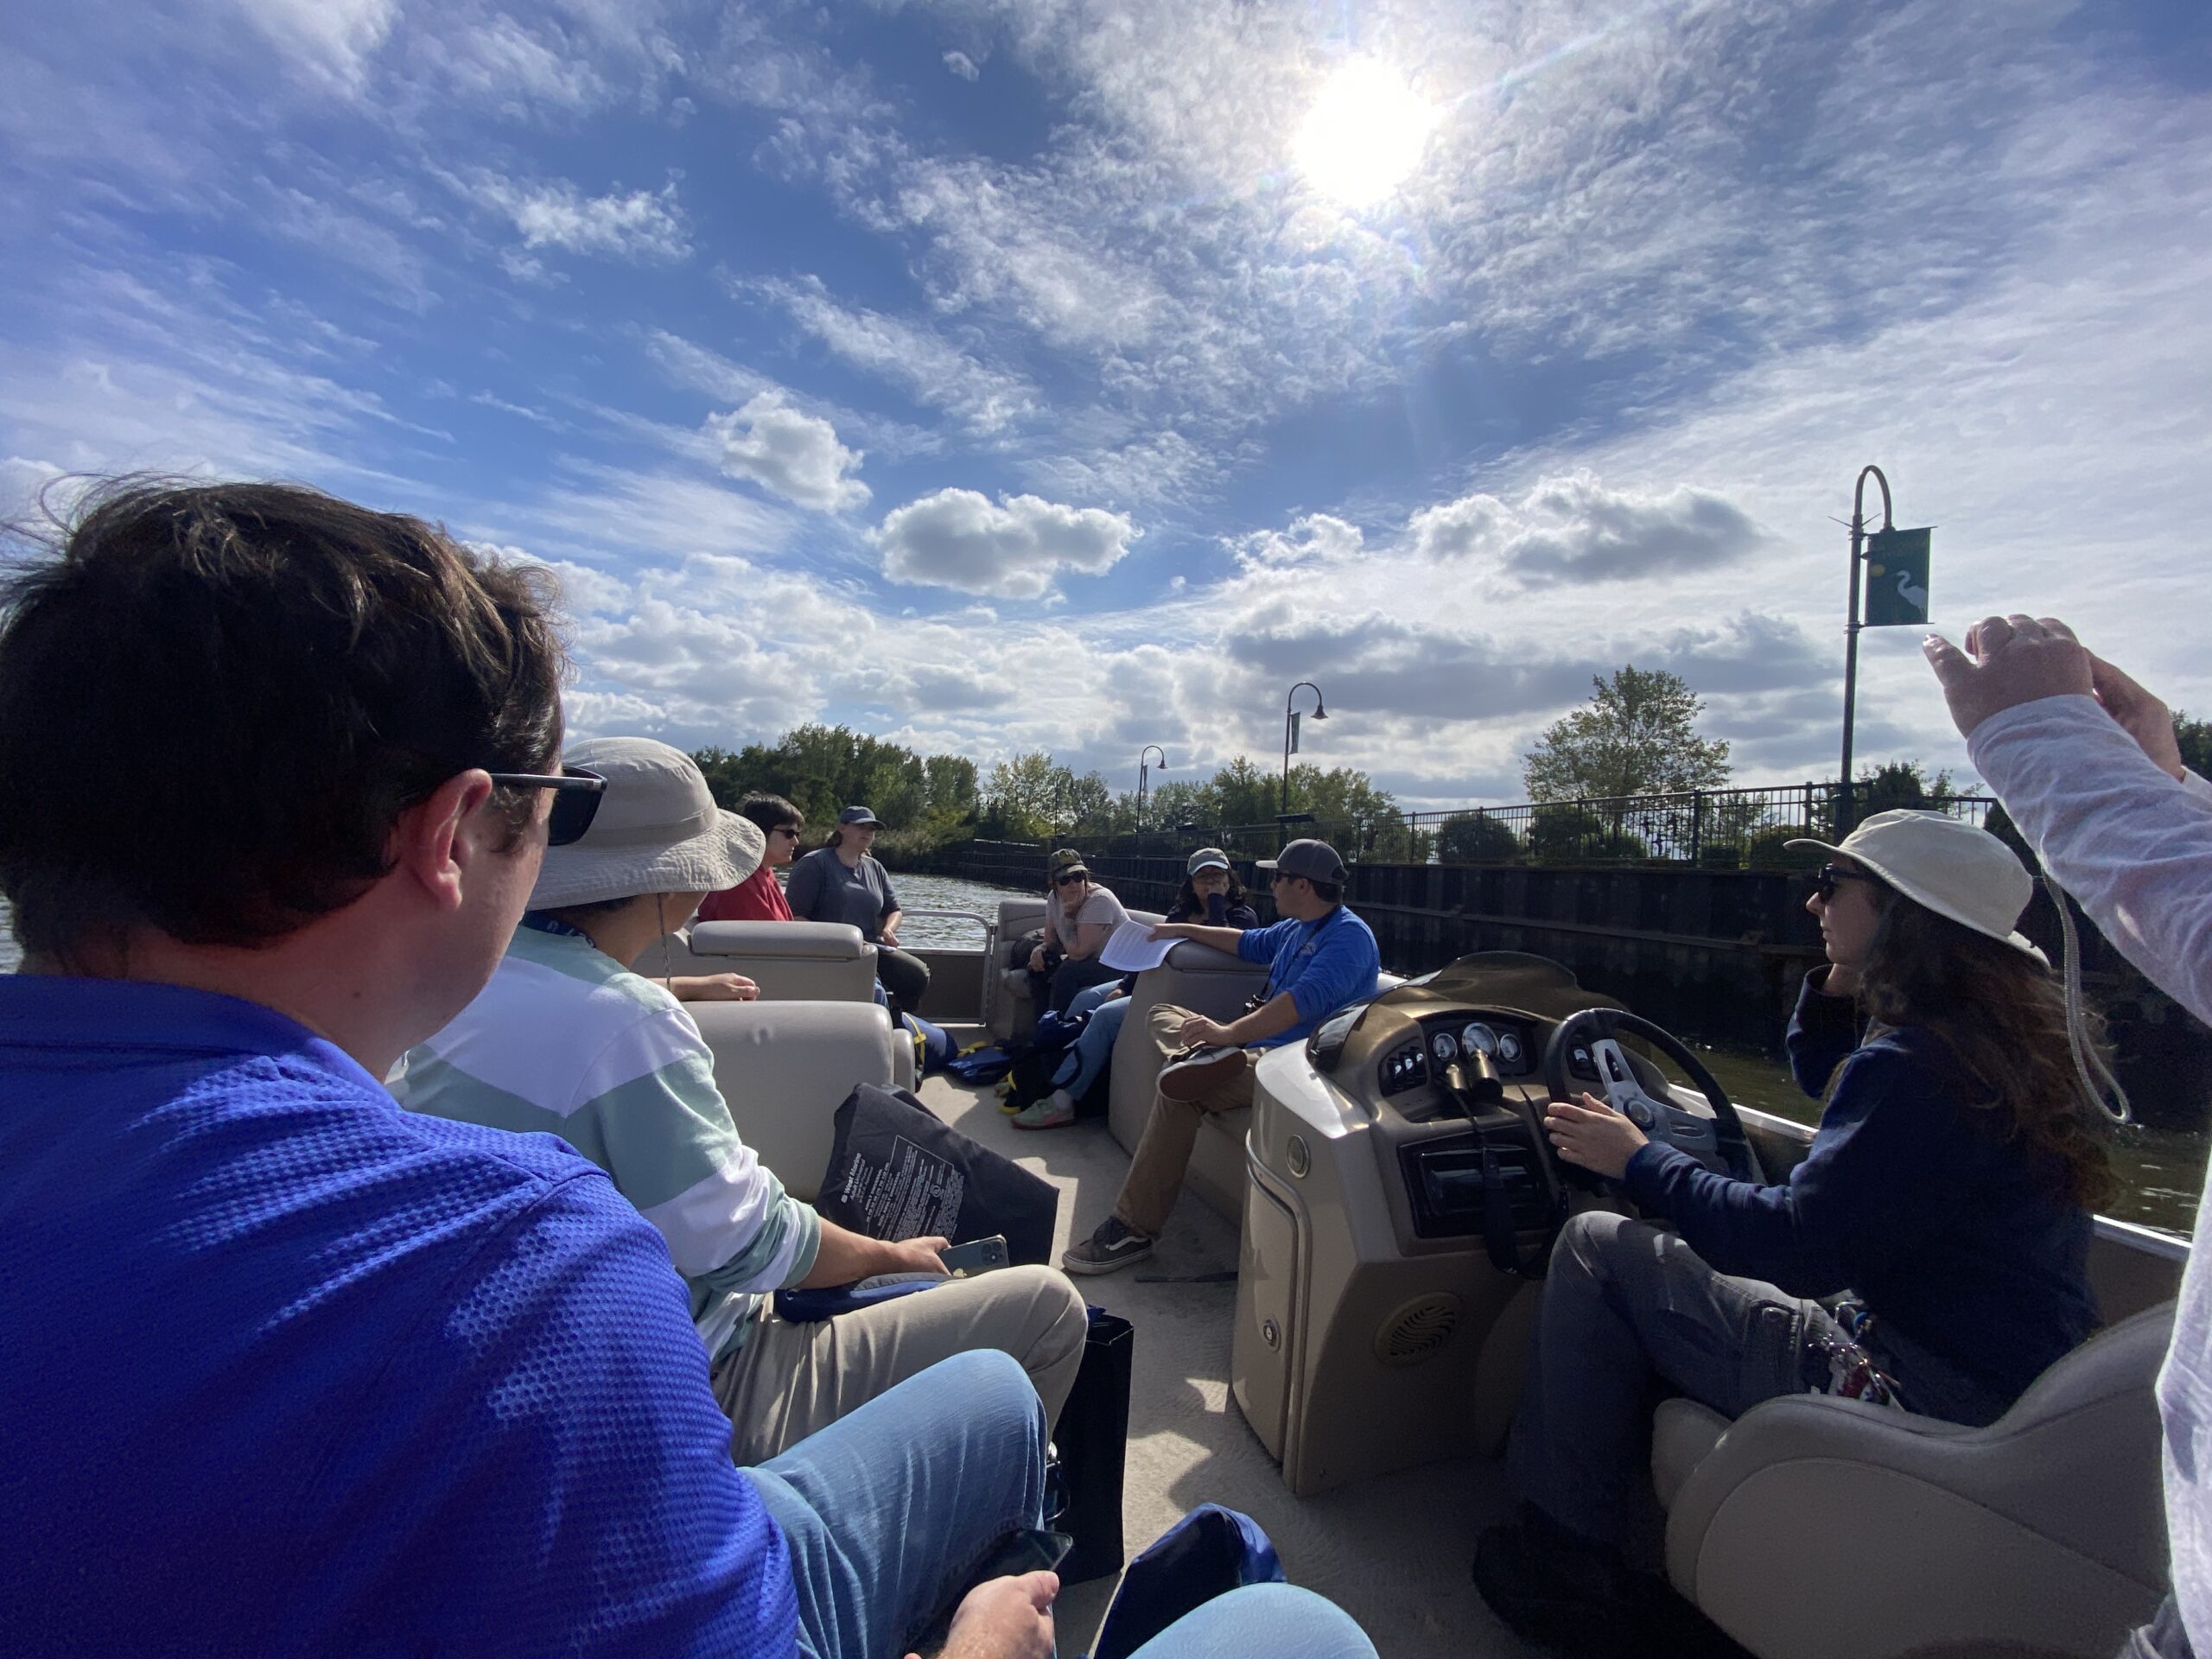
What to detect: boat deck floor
<box><xmin>917</xmin><ymin>1051</ymin><xmax>1521</xmax><ymax>1657</ymax></box>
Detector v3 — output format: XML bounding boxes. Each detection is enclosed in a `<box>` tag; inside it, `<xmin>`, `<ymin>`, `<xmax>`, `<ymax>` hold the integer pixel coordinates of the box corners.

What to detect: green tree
<box><xmin>2176</xmin><ymin>710</ymin><xmax>2212</xmax><ymax>778</ymax></box>
<box><xmin>982</xmin><ymin>751</ymin><xmax>1068</xmax><ymax>842</ymax></box>
<box><xmin>923</xmin><ymin>754</ymin><xmax>979</xmax><ymax>817</ymax></box>
<box><xmin>1210</xmin><ymin>757</ymin><xmax>1280</xmax><ymax>826</ymax></box>
<box><xmin>1522</xmin><ymin>666</ymin><xmax>1732</xmax><ymax>804</ymax></box>
<box><xmin>1146</xmin><ymin>778</ymin><xmax>1217</xmax><ymax>834</ymax></box>
<box><xmin>1857</xmin><ymin>760</ymin><xmax>1958</xmax><ymax>817</ymax></box>
<box><xmin>1437</xmin><ymin>810</ymin><xmax>1522</xmax><ymax>864</ymax></box>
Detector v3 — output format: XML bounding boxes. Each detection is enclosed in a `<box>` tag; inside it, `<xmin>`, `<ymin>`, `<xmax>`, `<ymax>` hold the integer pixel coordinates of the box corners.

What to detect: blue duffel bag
<box><xmin>1086</xmin><ymin>1504</ymin><xmax>1285</xmax><ymax>1659</ymax></box>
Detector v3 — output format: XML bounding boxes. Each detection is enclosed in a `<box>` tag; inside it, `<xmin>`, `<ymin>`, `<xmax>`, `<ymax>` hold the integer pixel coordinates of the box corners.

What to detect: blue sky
<box><xmin>3</xmin><ymin>0</ymin><xmax>2208</xmax><ymax>806</ymax></box>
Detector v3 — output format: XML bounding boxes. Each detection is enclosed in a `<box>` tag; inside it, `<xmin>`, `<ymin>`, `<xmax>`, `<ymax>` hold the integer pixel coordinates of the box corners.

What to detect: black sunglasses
<box><xmin>1812</xmin><ymin>862</ymin><xmax>1879</xmax><ymax>903</ymax></box>
<box><xmin>485</xmin><ymin>766</ymin><xmax>607</xmax><ymax>847</ymax></box>
<box><xmin>1052</xmin><ymin>870</ymin><xmax>1089</xmax><ymax>887</ymax></box>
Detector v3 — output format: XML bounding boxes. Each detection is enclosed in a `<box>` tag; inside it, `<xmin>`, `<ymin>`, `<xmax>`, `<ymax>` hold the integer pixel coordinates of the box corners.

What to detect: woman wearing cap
<box><xmin>1014</xmin><ymin>849</ymin><xmax>1260</xmax><ymax>1131</ymax></box>
<box><xmin>394</xmin><ymin>739</ymin><xmax>1087</xmax><ymax>1461</ymax></box>
<box><xmin>785</xmin><ymin>805</ymin><xmax>931</xmax><ymax>1019</ymax></box>
<box><xmin>1027</xmin><ymin>849</ymin><xmax>1130</xmax><ymax>1019</ymax></box>
<box><xmin>1477</xmin><ymin>810</ymin><xmax>2113</xmax><ymax>1648</ymax></box>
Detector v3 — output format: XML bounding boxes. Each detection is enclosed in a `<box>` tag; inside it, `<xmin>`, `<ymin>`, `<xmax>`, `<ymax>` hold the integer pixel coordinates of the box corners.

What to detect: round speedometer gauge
<box><xmin>1460</xmin><ymin>1022</ymin><xmax>1497</xmax><ymax>1058</ymax></box>
<box><xmin>1430</xmin><ymin>1031</ymin><xmax>1458</xmax><ymax>1065</ymax></box>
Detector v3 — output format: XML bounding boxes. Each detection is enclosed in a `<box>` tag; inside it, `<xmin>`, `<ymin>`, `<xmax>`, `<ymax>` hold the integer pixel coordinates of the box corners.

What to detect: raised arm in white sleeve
<box><xmin>1967</xmin><ymin>694</ymin><xmax>2212</xmax><ymax>1027</ymax></box>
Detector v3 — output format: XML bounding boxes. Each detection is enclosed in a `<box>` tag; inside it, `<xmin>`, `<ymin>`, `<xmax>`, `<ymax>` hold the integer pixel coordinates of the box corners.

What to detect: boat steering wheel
<box><xmin>1540</xmin><ymin>1007</ymin><xmax>1764</xmax><ymax>1188</ymax></box>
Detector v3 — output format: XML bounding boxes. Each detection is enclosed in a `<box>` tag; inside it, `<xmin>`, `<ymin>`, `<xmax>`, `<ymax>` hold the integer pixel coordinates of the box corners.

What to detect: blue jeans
<box><xmin>747</xmin><ymin>1349</ymin><xmax>1047</xmax><ymax>1659</ymax></box>
<box><xmin>1054</xmin><ymin>990</ymin><xmax>1130</xmax><ymax>1099</ymax></box>
<box><xmin>1131</xmin><ymin>1583</ymin><xmax>1377</xmax><ymax>1659</ymax></box>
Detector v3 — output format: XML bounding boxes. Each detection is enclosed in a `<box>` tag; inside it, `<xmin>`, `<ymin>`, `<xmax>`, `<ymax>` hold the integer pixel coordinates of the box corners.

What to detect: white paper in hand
<box><xmin>1099</xmin><ymin>918</ymin><xmax>1175</xmax><ymax>974</ymax></box>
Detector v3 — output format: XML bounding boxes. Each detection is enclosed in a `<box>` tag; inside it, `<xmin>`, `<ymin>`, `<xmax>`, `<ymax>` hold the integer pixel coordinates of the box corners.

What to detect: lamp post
<box><xmin>1137</xmin><ymin>746</ymin><xmax>1166</xmax><ymax>830</ymax></box>
<box><xmin>1281</xmin><ymin>681</ymin><xmax>1327</xmax><ymax>816</ymax></box>
<box><xmin>1838</xmin><ymin>465</ymin><xmax>1892</xmax><ymax>839</ymax></box>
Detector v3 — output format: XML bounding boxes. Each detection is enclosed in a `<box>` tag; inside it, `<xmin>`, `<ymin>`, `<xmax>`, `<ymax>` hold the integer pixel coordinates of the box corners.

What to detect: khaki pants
<box><xmin>710</xmin><ymin>1264</ymin><xmax>1087</xmax><ymax>1465</ymax></box>
<box><xmin>1110</xmin><ymin>1001</ymin><xmax>1258</xmax><ymax>1239</ymax></box>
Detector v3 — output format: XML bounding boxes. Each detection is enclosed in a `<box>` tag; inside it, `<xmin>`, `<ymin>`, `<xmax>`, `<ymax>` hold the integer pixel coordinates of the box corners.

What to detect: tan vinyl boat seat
<box><xmin>634</xmin><ymin>921</ymin><xmax>879</xmax><ymax>1003</ymax></box>
<box><xmin>1656</xmin><ymin>1300</ymin><xmax>2175</xmax><ymax>1659</ymax></box>
<box><xmin>685</xmin><ymin>999</ymin><xmax>915</xmax><ymax>1202</ymax></box>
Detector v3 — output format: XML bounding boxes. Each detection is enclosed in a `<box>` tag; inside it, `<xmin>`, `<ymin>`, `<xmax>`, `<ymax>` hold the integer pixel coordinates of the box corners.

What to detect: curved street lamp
<box><xmin>1137</xmin><ymin>745</ymin><xmax>1167</xmax><ymax>829</ymax></box>
<box><xmin>1281</xmin><ymin>682</ymin><xmax>1327</xmax><ymax>815</ymax></box>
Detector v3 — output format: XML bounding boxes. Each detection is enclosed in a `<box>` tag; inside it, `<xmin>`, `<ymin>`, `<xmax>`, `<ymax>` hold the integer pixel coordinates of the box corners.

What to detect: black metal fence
<box><xmin>1071</xmin><ymin>783</ymin><xmax>1993</xmax><ymax>869</ymax></box>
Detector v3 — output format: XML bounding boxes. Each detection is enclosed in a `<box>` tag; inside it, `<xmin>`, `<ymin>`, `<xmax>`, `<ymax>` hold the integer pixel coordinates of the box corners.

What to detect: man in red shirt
<box><xmin>698</xmin><ymin>793</ymin><xmax>803</xmax><ymax>922</ymax></box>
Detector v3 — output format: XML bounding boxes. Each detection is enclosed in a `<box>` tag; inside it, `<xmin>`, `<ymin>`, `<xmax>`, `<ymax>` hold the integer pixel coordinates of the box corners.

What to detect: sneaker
<box><xmin>1471</xmin><ymin>1509</ymin><xmax>1681</xmax><ymax>1657</ymax></box>
<box><xmin>1156</xmin><ymin>1044</ymin><xmax>1245</xmax><ymax>1103</ymax></box>
<box><xmin>1062</xmin><ymin>1217</ymin><xmax>1154</xmax><ymax>1276</ymax></box>
<box><xmin>1013</xmin><ymin>1090</ymin><xmax>1077</xmax><ymax>1130</ymax></box>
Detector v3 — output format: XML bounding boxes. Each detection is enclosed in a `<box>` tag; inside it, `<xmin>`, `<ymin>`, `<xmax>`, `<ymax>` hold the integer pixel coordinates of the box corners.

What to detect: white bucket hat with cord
<box><xmin>529</xmin><ymin>736</ymin><xmax>764</xmax><ymax>910</ymax></box>
<box><xmin>1785</xmin><ymin>809</ymin><xmax>2047</xmax><ymax>965</ymax></box>
<box><xmin>1778</xmin><ymin>814</ymin><xmax>2035</xmax><ymax>969</ymax></box>
<box><xmin>1787</xmin><ymin>807</ymin><xmax>2136</xmax><ymax>1122</ymax></box>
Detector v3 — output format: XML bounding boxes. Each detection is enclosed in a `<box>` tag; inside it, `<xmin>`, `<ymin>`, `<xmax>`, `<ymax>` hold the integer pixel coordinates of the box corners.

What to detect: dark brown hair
<box><xmin>1854</xmin><ymin>888</ymin><xmax>2116</xmax><ymax>1211</ymax></box>
<box><xmin>738</xmin><ymin>792</ymin><xmax>804</xmax><ymax>836</ymax></box>
<box><xmin>1172</xmin><ymin>864</ymin><xmax>1249</xmax><ymax>918</ymax></box>
<box><xmin>0</xmin><ymin>478</ymin><xmax>566</xmax><ymax>958</ymax></box>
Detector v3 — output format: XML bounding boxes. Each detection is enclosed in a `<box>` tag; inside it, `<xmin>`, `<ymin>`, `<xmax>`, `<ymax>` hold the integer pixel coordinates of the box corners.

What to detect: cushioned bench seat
<box><xmin>633</xmin><ymin>920</ymin><xmax>879</xmax><ymax>1003</ymax></box>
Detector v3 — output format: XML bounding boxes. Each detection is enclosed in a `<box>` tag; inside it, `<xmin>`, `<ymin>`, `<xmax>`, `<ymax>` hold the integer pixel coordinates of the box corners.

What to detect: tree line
<box><xmin>686</xmin><ymin>672</ymin><xmax>2212</xmax><ymax>865</ymax></box>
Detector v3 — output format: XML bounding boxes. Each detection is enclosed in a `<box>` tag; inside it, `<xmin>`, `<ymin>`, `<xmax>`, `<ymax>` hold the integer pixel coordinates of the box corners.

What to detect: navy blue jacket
<box><xmin>1623</xmin><ymin>971</ymin><xmax>2097</xmax><ymax>1415</ymax></box>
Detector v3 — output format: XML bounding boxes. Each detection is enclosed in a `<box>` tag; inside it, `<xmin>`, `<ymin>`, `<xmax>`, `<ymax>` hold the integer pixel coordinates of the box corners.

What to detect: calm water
<box><xmin>10</xmin><ymin>880</ymin><xmax>2198</xmax><ymax>1235</ymax></box>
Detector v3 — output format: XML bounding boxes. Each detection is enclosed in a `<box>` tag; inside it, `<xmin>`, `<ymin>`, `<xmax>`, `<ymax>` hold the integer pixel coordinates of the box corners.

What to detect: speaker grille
<box><xmin>1373</xmin><ymin>1292</ymin><xmax>1463</xmax><ymax>1367</ymax></box>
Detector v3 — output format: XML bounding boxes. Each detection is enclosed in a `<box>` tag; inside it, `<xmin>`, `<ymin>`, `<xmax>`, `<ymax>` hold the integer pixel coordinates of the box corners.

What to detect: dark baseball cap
<box><xmin>837</xmin><ymin>805</ymin><xmax>881</xmax><ymax>827</ymax></box>
<box><xmin>1255</xmin><ymin>838</ymin><xmax>1347</xmax><ymax>884</ymax></box>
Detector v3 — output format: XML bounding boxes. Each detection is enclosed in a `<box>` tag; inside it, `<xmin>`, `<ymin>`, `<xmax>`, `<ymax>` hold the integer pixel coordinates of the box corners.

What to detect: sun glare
<box><xmin>1291</xmin><ymin>58</ymin><xmax>1437</xmax><ymax>208</ymax></box>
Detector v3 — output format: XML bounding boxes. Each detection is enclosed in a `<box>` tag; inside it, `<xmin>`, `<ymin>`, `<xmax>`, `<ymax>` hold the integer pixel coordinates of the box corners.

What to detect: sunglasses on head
<box><xmin>1053</xmin><ymin>870</ymin><xmax>1089</xmax><ymax>887</ymax></box>
<box><xmin>1812</xmin><ymin>862</ymin><xmax>1878</xmax><ymax>902</ymax></box>
<box><xmin>485</xmin><ymin>766</ymin><xmax>606</xmax><ymax>847</ymax></box>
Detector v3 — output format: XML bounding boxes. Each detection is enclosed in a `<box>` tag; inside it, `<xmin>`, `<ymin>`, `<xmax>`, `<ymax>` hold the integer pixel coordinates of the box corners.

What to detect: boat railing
<box><xmin>895</xmin><ymin>907</ymin><xmax>995</xmax><ymax>943</ymax></box>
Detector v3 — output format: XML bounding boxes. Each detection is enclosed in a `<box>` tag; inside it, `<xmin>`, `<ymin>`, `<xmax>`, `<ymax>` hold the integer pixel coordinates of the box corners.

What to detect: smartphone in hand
<box><xmin>939</xmin><ymin>1235</ymin><xmax>1010</xmax><ymax>1278</ymax></box>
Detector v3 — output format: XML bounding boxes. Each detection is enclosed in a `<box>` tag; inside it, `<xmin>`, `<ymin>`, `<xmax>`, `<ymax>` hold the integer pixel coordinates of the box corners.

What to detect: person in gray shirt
<box><xmin>785</xmin><ymin>805</ymin><xmax>931</xmax><ymax>1018</ymax></box>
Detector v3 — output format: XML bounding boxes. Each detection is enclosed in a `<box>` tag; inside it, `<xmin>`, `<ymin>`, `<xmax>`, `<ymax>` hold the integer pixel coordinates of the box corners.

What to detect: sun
<box><xmin>1290</xmin><ymin>58</ymin><xmax>1438</xmax><ymax>208</ymax></box>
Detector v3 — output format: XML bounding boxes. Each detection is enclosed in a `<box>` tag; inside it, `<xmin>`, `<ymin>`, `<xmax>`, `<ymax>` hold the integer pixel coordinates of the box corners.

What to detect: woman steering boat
<box><xmin>1477</xmin><ymin>810</ymin><xmax>2113</xmax><ymax>1650</ymax></box>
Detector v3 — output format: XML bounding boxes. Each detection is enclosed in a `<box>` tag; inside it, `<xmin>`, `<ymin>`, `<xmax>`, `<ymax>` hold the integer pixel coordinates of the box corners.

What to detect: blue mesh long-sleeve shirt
<box><xmin>0</xmin><ymin>975</ymin><xmax>795</xmax><ymax>1656</ymax></box>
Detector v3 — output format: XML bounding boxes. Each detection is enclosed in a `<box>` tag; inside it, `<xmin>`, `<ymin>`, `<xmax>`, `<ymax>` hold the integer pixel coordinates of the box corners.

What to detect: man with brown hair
<box><xmin>0</xmin><ymin>480</ymin><xmax>1058</xmax><ymax>1659</ymax></box>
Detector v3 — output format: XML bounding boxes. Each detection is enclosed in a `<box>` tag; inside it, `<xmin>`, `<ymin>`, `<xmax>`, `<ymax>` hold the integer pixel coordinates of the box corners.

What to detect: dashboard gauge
<box><xmin>1497</xmin><ymin>1031</ymin><xmax>1524</xmax><ymax>1066</ymax></box>
<box><xmin>1430</xmin><ymin>1031</ymin><xmax>1458</xmax><ymax>1065</ymax></box>
<box><xmin>1460</xmin><ymin>1022</ymin><xmax>1497</xmax><ymax>1058</ymax></box>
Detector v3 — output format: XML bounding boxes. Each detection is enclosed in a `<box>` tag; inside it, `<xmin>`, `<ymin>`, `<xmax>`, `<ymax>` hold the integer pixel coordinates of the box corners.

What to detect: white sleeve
<box><xmin>1967</xmin><ymin>694</ymin><xmax>2212</xmax><ymax>1027</ymax></box>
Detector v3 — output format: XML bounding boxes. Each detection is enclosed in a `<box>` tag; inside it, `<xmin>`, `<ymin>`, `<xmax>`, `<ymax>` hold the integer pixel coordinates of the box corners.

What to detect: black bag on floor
<box><xmin>1055</xmin><ymin>1306</ymin><xmax>1134</xmax><ymax>1585</ymax></box>
<box><xmin>817</xmin><ymin>1083</ymin><xmax>1058</xmax><ymax>1267</ymax></box>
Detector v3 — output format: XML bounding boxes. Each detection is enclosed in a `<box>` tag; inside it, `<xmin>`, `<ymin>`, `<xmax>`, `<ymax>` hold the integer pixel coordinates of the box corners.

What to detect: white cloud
<box><xmin>872</xmin><ymin>490</ymin><xmax>1139</xmax><ymax>597</ymax></box>
<box><xmin>708</xmin><ymin>392</ymin><xmax>869</xmax><ymax>512</ymax></box>
<box><xmin>1230</xmin><ymin>512</ymin><xmax>1364</xmax><ymax>570</ymax></box>
<box><xmin>233</xmin><ymin>0</ymin><xmax>397</xmax><ymax>90</ymax></box>
<box><xmin>460</xmin><ymin>172</ymin><xmax>690</xmax><ymax>262</ymax></box>
<box><xmin>745</xmin><ymin>276</ymin><xmax>1036</xmax><ymax>433</ymax></box>
<box><xmin>1408</xmin><ymin>474</ymin><xmax>1772</xmax><ymax>587</ymax></box>
<box><xmin>943</xmin><ymin>49</ymin><xmax>981</xmax><ymax>81</ymax></box>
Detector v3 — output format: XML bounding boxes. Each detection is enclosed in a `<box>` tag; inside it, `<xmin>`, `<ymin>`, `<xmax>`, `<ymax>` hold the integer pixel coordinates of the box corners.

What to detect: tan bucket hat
<box><xmin>1786</xmin><ymin>809</ymin><xmax>2045</xmax><ymax>965</ymax></box>
<box><xmin>530</xmin><ymin>736</ymin><xmax>764</xmax><ymax>909</ymax></box>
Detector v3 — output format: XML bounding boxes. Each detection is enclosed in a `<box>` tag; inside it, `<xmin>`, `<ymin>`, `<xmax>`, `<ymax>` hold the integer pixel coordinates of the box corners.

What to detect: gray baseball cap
<box><xmin>1255</xmin><ymin>838</ymin><xmax>1347</xmax><ymax>884</ymax></box>
<box><xmin>1185</xmin><ymin>847</ymin><xmax>1232</xmax><ymax>875</ymax></box>
<box><xmin>837</xmin><ymin>804</ymin><xmax>881</xmax><ymax>827</ymax></box>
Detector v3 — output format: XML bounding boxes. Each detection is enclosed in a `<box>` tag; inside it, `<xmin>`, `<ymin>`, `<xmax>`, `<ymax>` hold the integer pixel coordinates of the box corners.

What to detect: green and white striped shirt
<box><xmin>393</xmin><ymin>923</ymin><xmax>822</xmax><ymax>1361</ymax></box>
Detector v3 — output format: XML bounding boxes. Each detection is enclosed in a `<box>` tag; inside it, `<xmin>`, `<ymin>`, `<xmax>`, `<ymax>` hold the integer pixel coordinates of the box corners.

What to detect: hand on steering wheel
<box><xmin>1543</xmin><ymin>1092</ymin><xmax>1649</xmax><ymax>1181</ymax></box>
<box><xmin>1541</xmin><ymin>1007</ymin><xmax>1764</xmax><ymax>1187</ymax></box>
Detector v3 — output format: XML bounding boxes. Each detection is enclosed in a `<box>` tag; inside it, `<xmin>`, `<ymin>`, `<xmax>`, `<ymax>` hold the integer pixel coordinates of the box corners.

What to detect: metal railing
<box><xmin>1077</xmin><ymin>784</ymin><xmax>1994</xmax><ymax>869</ymax></box>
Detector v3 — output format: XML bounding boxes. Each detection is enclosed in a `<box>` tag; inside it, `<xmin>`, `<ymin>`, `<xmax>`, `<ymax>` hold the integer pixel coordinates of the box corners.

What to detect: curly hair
<box><xmin>1171</xmin><ymin>865</ymin><xmax>1249</xmax><ymax>918</ymax></box>
<box><xmin>1853</xmin><ymin>888</ymin><xmax>2116</xmax><ymax>1211</ymax></box>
